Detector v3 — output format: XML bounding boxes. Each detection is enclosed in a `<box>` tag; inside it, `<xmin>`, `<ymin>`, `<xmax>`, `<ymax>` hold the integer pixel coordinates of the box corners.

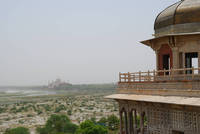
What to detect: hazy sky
<box><xmin>0</xmin><ymin>0</ymin><xmax>178</xmax><ymax>86</ymax></box>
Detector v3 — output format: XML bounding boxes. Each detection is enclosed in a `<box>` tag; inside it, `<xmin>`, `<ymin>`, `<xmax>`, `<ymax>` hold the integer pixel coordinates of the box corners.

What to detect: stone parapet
<box><xmin>118</xmin><ymin>81</ymin><xmax>200</xmax><ymax>97</ymax></box>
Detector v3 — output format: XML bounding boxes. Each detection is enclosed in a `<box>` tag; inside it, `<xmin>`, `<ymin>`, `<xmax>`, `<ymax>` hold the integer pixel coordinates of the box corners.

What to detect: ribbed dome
<box><xmin>154</xmin><ymin>0</ymin><xmax>200</xmax><ymax>37</ymax></box>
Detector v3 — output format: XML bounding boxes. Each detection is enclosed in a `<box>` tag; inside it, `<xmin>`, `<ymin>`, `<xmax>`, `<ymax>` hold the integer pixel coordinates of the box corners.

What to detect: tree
<box><xmin>90</xmin><ymin>117</ymin><xmax>96</xmax><ymax>124</ymax></box>
<box><xmin>76</xmin><ymin>120</ymin><xmax>108</xmax><ymax>134</ymax></box>
<box><xmin>67</xmin><ymin>109</ymin><xmax>72</xmax><ymax>115</ymax></box>
<box><xmin>4</xmin><ymin>127</ymin><xmax>30</xmax><ymax>134</ymax></box>
<box><xmin>107</xmin><ymin>114</ymin><xmax>120</xmax><ymax>131</ymax></box>
<box><xmin>37</xmin><ymin>114</ymin><xmax>78</xmax><ymax>134</ymax></box>
<box><xmin>97</xmin><ymin>117</ymin><xmax>107</xmax><ymax>126</ymax></box>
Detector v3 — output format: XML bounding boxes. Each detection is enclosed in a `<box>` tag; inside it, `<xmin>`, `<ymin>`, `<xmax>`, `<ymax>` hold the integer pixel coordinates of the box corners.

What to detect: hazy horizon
<box><xmin>0</xmin><ymin>0</ymin><xmax>178</xmax><ymax>86</ymax></box>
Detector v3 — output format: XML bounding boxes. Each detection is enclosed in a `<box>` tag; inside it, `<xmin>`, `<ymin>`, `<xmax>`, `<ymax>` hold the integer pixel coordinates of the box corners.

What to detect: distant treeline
<box><xmin>54</xmin><ymin>83</ymin><xmax>117</xmax><ymax>91</ymax></box>
<box><xmin>0</xmin><ymin>83</ymin><xmax>117</xmax><ymax>92</ymax></box>
<box><xmin>0</xmin><ymin>86</ymin><xmax>46</xmax><ymax>90</ymax></box>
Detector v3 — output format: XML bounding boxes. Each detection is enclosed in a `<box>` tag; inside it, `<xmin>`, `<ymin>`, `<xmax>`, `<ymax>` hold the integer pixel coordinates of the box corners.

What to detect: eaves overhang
<box><xmin>140</xmin><ymin>32</ymin><xmax>200</xmax><ymax>46</ymax></box>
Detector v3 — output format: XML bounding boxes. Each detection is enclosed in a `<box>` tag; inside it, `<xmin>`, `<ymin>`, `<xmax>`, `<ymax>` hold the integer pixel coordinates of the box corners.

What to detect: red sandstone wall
<box><xmin>158</xmin><ymin>44</ymin><xmax>173</xmax><ymax>71</ymax></box>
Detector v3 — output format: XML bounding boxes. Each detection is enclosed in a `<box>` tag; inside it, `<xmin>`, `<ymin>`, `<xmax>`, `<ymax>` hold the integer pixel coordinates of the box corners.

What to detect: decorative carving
<box><xmin>118</xmin><ymin>100</ymin><xmax>200</xmax><ymax>134</ymax></box>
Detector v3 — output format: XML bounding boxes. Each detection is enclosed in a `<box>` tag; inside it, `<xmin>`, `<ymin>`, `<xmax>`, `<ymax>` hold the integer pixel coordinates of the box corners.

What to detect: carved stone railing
<box><xmin>119</xmin><ymin>67</ymin><xmax>200</xmax><ymax>83</ymax></box>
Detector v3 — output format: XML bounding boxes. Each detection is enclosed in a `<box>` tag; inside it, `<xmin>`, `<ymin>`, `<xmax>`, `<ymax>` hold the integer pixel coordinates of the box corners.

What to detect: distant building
<box><xmin>48</xmin><ymin>78</ymin><xmax>71</xmax><ymax>89</ymax></box>
<box><xmin>107</xmin><ymin>0</ymin><xmax>200</xmax><ymax>134</ymax></box>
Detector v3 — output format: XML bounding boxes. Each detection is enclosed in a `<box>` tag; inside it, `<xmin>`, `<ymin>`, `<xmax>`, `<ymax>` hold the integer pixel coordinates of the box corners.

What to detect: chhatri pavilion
<box><xmin>107</xmin><ymin>0</ymin><xmax>200</xmax><ymax>134</ymax></box>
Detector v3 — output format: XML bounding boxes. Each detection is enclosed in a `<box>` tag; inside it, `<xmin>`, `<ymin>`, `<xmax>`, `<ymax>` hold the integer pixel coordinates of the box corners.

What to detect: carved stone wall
<box><xmin>118</xmin><ymin>100</ymin><xmax>200</xmax><ymax>134</ymax></box>
<box><xmin>118</xmin><ymin>81</ymin><xmax>200</xmax><ymax>90</ymax></box>
<box><xmin>118</xmin><ymin>82</ymin><xmax>200</xmax><ymax>97</ymax></box>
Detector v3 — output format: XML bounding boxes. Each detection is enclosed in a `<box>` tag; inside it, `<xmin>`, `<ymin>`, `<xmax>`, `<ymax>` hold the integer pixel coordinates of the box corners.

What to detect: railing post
<box><xmin>139</xmin><ymin>71</ymin><xmax>141</xmax><ymax>82</ymax></box>
<box><xmin>148</xmin><ymin>70</ymin><xmax>150</xmax><ymax>81</ymax></box>
<box><xmin>118</xmin><ymin>67</ymin><xmax>200</xmax><ymax>84</ymax></box>
<box><xmin>164</xmin><ymin>69</ymin><xmax>166</xmax><ymax>77</ymax></box>
<box><xmin>124</xmin><ymin>73</ymin><xmax>126</xmax><ymax>82</ymax></box>
<box><xmin>119</xmin><ymin>72</ymin><xmax>121</xmax><ymax>83</ymax></box>
<box><xmin>128</xmin><ymin>72</ymin><xmax>130</xmax><ymax>82</ymax></box>
<box><xmin>184</xmin><ymin>67</ymin><xmax>186</xmax><ymax>80</ymax></box>
<box><xmin>192</xmin><ymin>67</ymin><xmax>194</xmax><ymax>80</ymax></box>
<box><xmin>170</xmin><ymin>68</ymin><xmax>173</xmax><ymax>81</ymax></box>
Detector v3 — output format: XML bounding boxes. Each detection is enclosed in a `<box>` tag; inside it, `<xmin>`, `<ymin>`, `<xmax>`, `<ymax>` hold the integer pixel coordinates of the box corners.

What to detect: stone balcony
<box><xmin>118</xmin><ymin>67</ymin><xmax>200</xmax><ymax>97</ymax></box>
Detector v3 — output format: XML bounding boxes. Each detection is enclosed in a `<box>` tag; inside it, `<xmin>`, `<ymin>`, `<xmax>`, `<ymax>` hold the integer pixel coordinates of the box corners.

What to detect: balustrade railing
<box><xmin>119</xmin><ymin>67</ymin><xmax>200</xmax><ymax>83</ymax></box>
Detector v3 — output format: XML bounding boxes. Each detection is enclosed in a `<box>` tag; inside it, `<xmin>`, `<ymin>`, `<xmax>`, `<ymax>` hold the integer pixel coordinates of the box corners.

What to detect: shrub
<box><xmin>67</xmin><ymin>109</ymin><xmax>72</xmax><ymax>115</ymax></box>
<box><xmin>76</xmin><ymin>120</ymin><xmax>108</xmax><ymax>134</ymax></box>
<box><xmin>37</xmin><ymin>114</ymin><xmax>78</xmax><ymax>134</ymax></box>
<box><xmin>0</xmin><ymin>107</ymin><xmax>5</xmax><ymax>113</ymax></box>
<box><xmin>4</xmin><ymin>127</ymin><xmax>30</xmax><ymax>134</ymax></box>
<box><xmin>98</xmin><ymin>117</ymin><xmax>107</xmax><ymax>126</ymax></box>
<box><xmin>107</xmin><ymin>114</ymin><xmax>119</xmax><ymax>131</ymax></box>
<box><xmin>55</xmin><ymin>105</ymin><xmax>66</xmax><ymax>113</ymax></box>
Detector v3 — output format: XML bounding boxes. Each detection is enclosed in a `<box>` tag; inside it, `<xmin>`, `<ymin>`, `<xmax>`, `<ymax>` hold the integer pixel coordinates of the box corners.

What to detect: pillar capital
<box><xmin>172</xmin><ymin>47</ymin><xmax>179</xmax><ymax>70</ymax></box>
<box><xmin>172</xmin><ymin>47</ymin><xmax>179</xmax><ymax>51</ymax></box>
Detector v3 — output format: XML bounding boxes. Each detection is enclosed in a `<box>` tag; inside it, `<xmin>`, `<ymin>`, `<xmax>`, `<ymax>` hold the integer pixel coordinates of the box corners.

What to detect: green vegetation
<box><xmin>97</xmin><ymin>114</ymin><xmax>119</xmax><ymax>133</ymax></box>
<box><xmin>41</xmin><ymin>104</ymin><xmax>51</xmax><ymax>112</ymax></box>
<box><xmin>67</xmin><ymin>109</ymin><xmax>72</xmax><ymax>115</ymax></box>
<box><xmin>0</xmin><ymin>107</ymin><xmax>6</xmax><ymax>114</ymax></box>
<box><xmin>98</xmin><ymin>117</ymin><xmax>107</xmax><ymax>125</ymax></box>
<box><xmin>135</xmin><ymin>115</ymin><xmax>147</xmax><ymax>127</ymax></box>
<box><xmin>76</xmin><ymin>120</ymin><xmax>108</xmax><ymax>134</ymax></box>
<box><xmin>55</xmin><ymin>104</ymin><xmax>66</xmax><ymax>113</ymax></box>
<box><xmin>107</xmin><ymin>114</ymin><xmax>120</xmax><ymax>131</ymax></box>
<box><xmin>4</xmin><ymin>127</ymin><xmax>30</xmax><ymax>134</ymax></box>
<box><xmin>37</xmin><ymin>114</ymin><xmax>78</xmax><ymax>134</ymax></box>
<box><xmin>4</xmin><ymin>114</ymin><xmax>120</xmax><ymax>134</ymax></box>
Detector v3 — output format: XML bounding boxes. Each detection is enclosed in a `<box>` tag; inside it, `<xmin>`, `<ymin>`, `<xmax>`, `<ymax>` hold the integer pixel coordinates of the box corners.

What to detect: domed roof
<box><xmin>154</xmin><ymin>0</ymin><xmax>200</xmax><ymax>37</ymax></box>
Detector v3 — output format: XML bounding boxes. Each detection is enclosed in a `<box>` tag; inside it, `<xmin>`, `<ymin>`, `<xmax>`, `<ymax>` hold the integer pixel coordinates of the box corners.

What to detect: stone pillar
<box><xmin>125</xmin><ymin>112</ymin><xmax>128</xmax><ymax>134</ymax></box>
<box><xmin>172</xmin><ymin>47</ymin><xmax>179</xmax><ymax>74</ymax></box>
<box><xmin>128</xmin><ymin>111</ymin><xmax>133</xmax><ymax>134</ymax></box>
<box><xmin>134</xmin><ymin>110</ymin><xmax>137</xmax><ymax>134</ymax></box>
<box><xmin>140</xmin><ymin>112</ymin><xmax>144</xmax><ymax>134</ymax></box>
<box><xmin>182</xmin><ymin>52</ymin><xmax>185</xmax><ymax>75</ymax></box>
<box><xmin>198</xmin><ymin>52</ymin><xmax>200</xmax><ymax>74</ymax></box>
<box><xmin>119</xmin><ymin>111</ymin><xmax>123</xmax><ymax>134</ymax></box>
<box><xmin>128</xmin><ymin>110</ymin><xmax>137</xmax><ymax>134</ymax></box>
<box><xmin>182</xmin><ymin>52</ymin><xmax>185</xmax><ymax>68</ymax></box>
<box><xmin>156</xmin><ymin>50</ymin><xmax>159</xmax><ymax>71</ymax></box>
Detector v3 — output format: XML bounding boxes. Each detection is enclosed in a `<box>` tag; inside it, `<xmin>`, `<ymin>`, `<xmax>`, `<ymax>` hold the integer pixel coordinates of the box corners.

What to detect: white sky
<box><xmin>0</xmin><ymin>0</ymin><xmax>178</xmax><ymax>86</ymax></box>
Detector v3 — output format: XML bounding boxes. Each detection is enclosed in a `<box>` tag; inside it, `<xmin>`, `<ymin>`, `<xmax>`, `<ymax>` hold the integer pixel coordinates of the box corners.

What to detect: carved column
<box><xmin>182</xmin><ymin>52</ymin><xmax>185</xmax><ymax>68</ymax></box>
<box><xmin>128</xmin><ymin>109</ymin><xmax>137</xmax><ymax>134</ymax></box>
<box><xmin>125</xmin><ymin>111</ymin><xmax>128</xmax><ymax>134</ymax></box>
<box><xmin>128</xmin><ymin>111</ymin><xmax>133</xmax><ymax>134</ymax></box>
<box><xmin>182</xmin><ymin>52</ymin><xmax>185</xmax><ymax>75</ymax></box>
<box><xmin>156</xmin><ymin>50</ymin><xmax>159</xmax><ymax>71</ymax></box>
<box><xmin>119</xmin><ymin>111</ymin><xmax>123</xmax><ymax>134</ymax></box>
<box><xmin>134</xmin><ymin>110</ymin><xmax>137</xmax><ymax>134</ymax></box>
<box><xmin>198</xmin><ymin>52</ymin><xmax>200</xmax><ymax>74</ymax></box>
<box><xmin>172</xmin><ymin>47</ymin><xmax>179</xmax><ymax>74</ymax></box>
<box><xmin>140</xmin><ymin>112</ymin><xmax>144</xmax><ymax>134</ymax></box>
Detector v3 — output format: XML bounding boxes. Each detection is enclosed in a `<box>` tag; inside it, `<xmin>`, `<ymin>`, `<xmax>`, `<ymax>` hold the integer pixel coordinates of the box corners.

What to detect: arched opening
<box><xmin>158</xmin><ymin>44</ymin><xmax>173</xmax><ymax>75</ymax></box>
<box><xmin>140</xmin><ymin>112</ymin><xmax>147</xmax><ymax>134</ymax></box>
<box><xmin>129</xmin><ymin>109</ymin><xmax>137</xmax><ymax>134</ymax></box>
<box><xmin>128</xmin><ymin>110</ymin><xmax>147</xmax><ymax>134</ymax></box>
<box><xmin>120</xmin><ymin>108</ymin><xmax>128</xmax><ymax>134</ymax></box>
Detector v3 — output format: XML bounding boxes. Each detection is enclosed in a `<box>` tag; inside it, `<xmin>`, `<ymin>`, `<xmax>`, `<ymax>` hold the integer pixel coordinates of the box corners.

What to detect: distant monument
<box><xmin>107</xmin><ymin>0</ymin><xmax>200</xmax><ymax>134</ymax></box>
<box><xmin>48</xmin><ymin>78</ymin><xmax>71</xmax><ymax>89</ymax></box>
